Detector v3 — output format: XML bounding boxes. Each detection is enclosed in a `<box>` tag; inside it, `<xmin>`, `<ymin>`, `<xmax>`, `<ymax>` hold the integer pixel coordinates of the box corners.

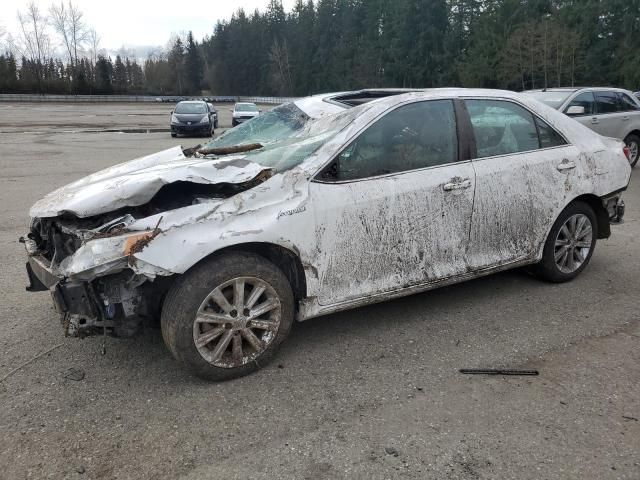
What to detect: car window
<box><xmin>323</xmin><ymin>100</ymin><xmax>458</xmax><ymax>181</ymax></box>
<box><xmin>174</xmin><ymin>103</ymin><xmax>207</xmax><ymax>114</ymax></box>
<box><xmin>595</xmin><ymin>91</ymin><xmax>620</xmax><ymax>114</ymax></box>
<box><xmin>617</xmin><ymin>93</ymin><xmax>640</xmax><ymax>112</ymax></box>
<box><xmin>466</xmin><ymin>100</ymin><xmax>539</xmax><ymax>158</ymax></box>
<box><xmin>236</xmin><ymin>104</ymin><xmax>258</xmax><ymax>112</ymax></box>
<box><xmin>536</xmin><ymin>117</ymin><xmax>567</xmax><ymax>148</ymax></box>
<box><xmin>565</xmin><ymin>92</ymin><xmax>596</xmax><ymax>116</ymax></box>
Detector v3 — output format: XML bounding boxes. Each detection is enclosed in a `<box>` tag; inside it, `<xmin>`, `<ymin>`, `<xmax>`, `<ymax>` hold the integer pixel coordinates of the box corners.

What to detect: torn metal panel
<box><xmin>29</xmin><ymin>146</ymin><xmax>273</xmax><ymax>218</ymax></box>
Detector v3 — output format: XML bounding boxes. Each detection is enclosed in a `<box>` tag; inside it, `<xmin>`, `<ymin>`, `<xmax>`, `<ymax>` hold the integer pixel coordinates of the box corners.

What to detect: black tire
<box><xmin>532</xmin><ymin>201</ymin><xmax>598</xmax><ymax>283</ymax></box>
<box><xmin>624</xmin><ymin>133</ymin><xmax>639</xmax><ymax>168</ymax></box>
<box><xmin>232</xmin><ymin>120</ymin><xmax>238</xmax><ymax>127</ymax></box>
<box><xmin>161</xmin><ymin>252</ymin><xmax>295</xmax><ymax>381</ymax></box>
<box><xmin>171</xmin><ymin>133</ymin><xmax>177</xmax><ymax>138</ymax></box>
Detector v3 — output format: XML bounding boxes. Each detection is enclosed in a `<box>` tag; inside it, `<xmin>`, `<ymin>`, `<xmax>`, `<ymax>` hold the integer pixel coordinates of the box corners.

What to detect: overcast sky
<box><xmin>3</xmin><ymin>0</ymin><xmax>297</xmax><ymax>50</ymax></box>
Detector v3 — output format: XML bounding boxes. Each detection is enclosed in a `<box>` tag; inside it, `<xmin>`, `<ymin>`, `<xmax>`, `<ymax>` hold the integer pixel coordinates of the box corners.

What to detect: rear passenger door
<box><xmin>464</xmin><ymin>99</ymin><xmax>581</xmax><ymax>270</ymax></box>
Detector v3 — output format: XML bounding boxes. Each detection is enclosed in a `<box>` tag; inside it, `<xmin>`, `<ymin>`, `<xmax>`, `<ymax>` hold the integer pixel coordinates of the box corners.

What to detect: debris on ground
<box><xmin>459</xmin><ymin>369</ymin><xmax>539</xmax><ymax>376</ymax></box>
<box><xmin>63</xmin><ymin>367</ymin><xmax>85</xmax><ymax>381</ymax></box>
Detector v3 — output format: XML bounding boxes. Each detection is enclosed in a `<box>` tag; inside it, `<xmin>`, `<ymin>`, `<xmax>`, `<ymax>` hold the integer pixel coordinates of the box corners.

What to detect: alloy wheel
<box><xmin>627</xmin><ymin>140</ymin><xmax>639</xmax><ymax>165</ymax></box>
<box><xmin>554</xmin><ymin>214</ymin><xmax>593</xmax><ymax>274</ymax></box>
<box><xmin>193</xmin><ymin>277</ymin><xmax>281</xmax><ymax>368</ymax></box>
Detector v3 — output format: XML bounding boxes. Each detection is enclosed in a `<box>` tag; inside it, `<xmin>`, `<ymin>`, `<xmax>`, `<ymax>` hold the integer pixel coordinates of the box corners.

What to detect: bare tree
<box><xmin>49</xmin><ymin>1</ymin><xmax>88</xmax><ymax>68</ymax></box>
<box><xmin>268</xmin><ymin>39</ymin><xmax>293</xmax><ymax>95</ymax></box>
<box><xmin>88</xmin><ymin>28</ymin><xmax>100</xmax><ymax>65</ymax></box>
<box><xmin>15</xmin><ymin>1</ymin><xmax>51</xmax><ymax>92</ymax></box>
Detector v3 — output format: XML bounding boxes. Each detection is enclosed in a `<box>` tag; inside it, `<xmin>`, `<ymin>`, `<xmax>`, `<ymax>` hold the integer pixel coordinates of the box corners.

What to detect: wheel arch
<box><xmin>624</xmin><ymin>129</ymin><xmax>640</xmax><ymax>139</ymax></box>
<box><xmin>569</xmin><ymin>194</ymin><xmax>610</xmax><ymax>239</ymax></box>
<box><xmin>190</xmin><ymin>242</ymin><xmax>308</xmax><ymax>303</ymax></box>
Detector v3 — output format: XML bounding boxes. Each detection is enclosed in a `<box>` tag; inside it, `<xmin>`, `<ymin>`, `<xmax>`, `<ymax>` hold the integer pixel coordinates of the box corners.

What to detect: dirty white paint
<box><xmin>26</xmin><ymin>89</ymin><xmax>632</xmax><ymax>322</ymax></box>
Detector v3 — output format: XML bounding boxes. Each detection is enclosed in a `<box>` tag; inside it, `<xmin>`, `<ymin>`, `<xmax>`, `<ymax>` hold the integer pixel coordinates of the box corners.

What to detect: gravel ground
<box><xmin>0</xmin><ymin>102</ymin><xmax>638</xmax><ymax>480</ymax></box>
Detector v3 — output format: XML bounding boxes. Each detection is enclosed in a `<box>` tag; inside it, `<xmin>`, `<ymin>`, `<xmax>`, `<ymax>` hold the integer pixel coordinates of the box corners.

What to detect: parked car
<box><xmin>232</xmin><ymin>102</ymin><xmax>260</xmax><ymax>127</ymax></box>
<box><xmin>635</xmin><ymin>91</ymin><xmax>640</xmax><ymax>101</ymax></box>
<box><xmin>525</xmin><ymin>87</ymin><xmax>640</xmax><ymax>167</ymax></box>
<box><xmin>24</xmin><ymin>89</ymin><xmax>631</xmax><ymax>380</ymax></box>
<box><xmin>170</xmin><ymin>100</ymin><xmax>215</xmax><ymax>137</ymax></box>
<box><xmin>207</xmin><ymin>103</ymin><xmax>219</xmax><ymax>129</ymax></box>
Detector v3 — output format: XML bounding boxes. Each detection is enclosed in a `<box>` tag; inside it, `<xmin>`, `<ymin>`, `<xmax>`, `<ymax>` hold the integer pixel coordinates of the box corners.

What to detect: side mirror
<box><xmin>566</xmin><ymin>105</ymin><xmax>585</xmax><ymax>116</ymax></box>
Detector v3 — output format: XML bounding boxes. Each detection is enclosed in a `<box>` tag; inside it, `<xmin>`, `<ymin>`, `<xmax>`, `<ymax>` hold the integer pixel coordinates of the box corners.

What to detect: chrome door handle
<box><xmin>443</xmin><ymin>179</ymin><xmax>472</xmax><ymax>191</ymax></box>
<box><xmin>591</xmin><ymin>117</ymin><xmax>599</xmax><ymax>124</ymax></box>
<box><xmin>557</xmin><ymin>160</ymin><xmax>576</xmax><ymax>172</ymax></box>
<box><xmin>622</xmin><ymin>116</ymin><xmax>630</xmax><ymax>121</ymax></box>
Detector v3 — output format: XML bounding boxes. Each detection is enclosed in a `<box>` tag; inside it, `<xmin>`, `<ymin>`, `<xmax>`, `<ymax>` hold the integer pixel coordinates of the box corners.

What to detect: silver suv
<box><xmin>526</xmin><ymin>87</ymin><xmax>640</xmax><ymax>167</ymax></box>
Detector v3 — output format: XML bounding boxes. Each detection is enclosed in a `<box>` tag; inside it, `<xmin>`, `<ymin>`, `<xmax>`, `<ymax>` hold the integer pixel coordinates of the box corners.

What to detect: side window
<box><xmin>322</xmin><ymin>100</ymin><xmax>458</xmax><ymax>181</ymax></box>
<box><xmin>595</xmin><ymin>91</ymin><xmax>619</xmax><ymax>114</ymax></box>
<box><xmin>565</xmin><ymin>92</ymin><xmax>595</xmax><ymax>116</ymax></box>
<box><xmin>617</xmin><ymin>93</ymin><xmax>640</xmax><ymax>112</ymax></box>
<box><xmin>535</xmin><ymin>117</ymin><xmax>567</xmax><ymax>148</ymax></box>
<box><xmin>466</xmin><ymin>100</ymin><xmax>539</xmax><ymax>158</ymax></box>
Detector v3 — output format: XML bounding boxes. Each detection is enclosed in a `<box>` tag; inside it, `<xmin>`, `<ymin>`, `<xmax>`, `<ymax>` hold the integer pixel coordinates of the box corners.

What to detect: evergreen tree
<box><xmin>113</xmin><ymin>55</ymin><xmax>127</xmax><ymax>93</ymax></box>
<box><xmin>185</xmin><ymin>31</ymin><xmax>203</xmax><ymax>94</ymax></box>
<box><xmin>168</xmin><ymin>37</ymin><xmax>186</xmax><ymax>95</ymax></box>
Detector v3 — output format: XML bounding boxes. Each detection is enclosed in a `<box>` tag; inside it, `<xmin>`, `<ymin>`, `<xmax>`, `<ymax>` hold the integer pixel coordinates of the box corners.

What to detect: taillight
<box><xmin>623</xmin><ymin>145</ymin><xmax>631</xmax><ymax>160</ymax></box>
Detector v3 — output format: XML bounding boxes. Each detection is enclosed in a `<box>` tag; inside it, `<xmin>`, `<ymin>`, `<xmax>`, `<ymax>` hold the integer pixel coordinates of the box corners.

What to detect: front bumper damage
<box><xmin>22</xmin><ymin>230</ymin><xmax>171</xmax><ymax>338</ymax></box>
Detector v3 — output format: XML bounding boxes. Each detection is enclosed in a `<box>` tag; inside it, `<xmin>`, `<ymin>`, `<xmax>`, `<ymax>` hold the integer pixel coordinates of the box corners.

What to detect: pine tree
<box><xmin>185</xmin><ymin>32</ymin><xmax>203</xmax><ymax>94</ymax></box>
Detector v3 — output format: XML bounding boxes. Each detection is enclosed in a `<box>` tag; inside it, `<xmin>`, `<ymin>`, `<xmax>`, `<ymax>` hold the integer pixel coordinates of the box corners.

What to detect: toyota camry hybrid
<box><xmin>23</xmin><ymin>89</ymin><xmax>631</xmax><ymax>380</ymax></box>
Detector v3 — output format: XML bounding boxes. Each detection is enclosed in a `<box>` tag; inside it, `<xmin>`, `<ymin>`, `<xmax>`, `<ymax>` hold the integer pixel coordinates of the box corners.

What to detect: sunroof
<box><xmin>327</xmin><ymin>89</ymin><xmax>418</xmax><ymax>107</ymax></box>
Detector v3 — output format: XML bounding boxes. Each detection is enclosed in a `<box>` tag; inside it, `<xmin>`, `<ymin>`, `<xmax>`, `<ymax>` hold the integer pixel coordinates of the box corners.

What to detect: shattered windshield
<box><xmin>207</xmin><ymin>103</ymin><xmax>310</xmax><ymax>148</ymax></box>
<box><xmin>203</xmin><ymin>102</ymin><xmax>369</xmax><ymax>173</ymax></box>
<box><xmin>175</xmin><ymin>102</ymin><xmax>207</xmax><ymax>114</ymax></box>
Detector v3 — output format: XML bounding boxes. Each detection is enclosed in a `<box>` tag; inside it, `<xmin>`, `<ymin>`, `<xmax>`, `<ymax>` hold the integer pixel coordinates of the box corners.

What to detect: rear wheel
<box><xmin>532</xmin><ymin>201</ymin><xmax>597</xmax><ymax>283</ymax></box>
<box><xmin>624</xmin><ymin>133</ymin><xmax>639</xmax><ymax>167</ymax></box>
<box><xmin>161</xmin><ymin>253</ymin><xmax>294</xmax><ymax>381</ymax></box>
<box><xmin>171</xmin><ymin>133</ymin><xmax>177</xmax><ymax>138</ymax></box>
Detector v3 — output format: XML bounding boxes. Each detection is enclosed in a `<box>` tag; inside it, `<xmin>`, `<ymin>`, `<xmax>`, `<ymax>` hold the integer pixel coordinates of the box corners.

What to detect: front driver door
<box><xmin>309</xmin><ymin>99</ymin><xmax>476</xmax><ymax>306</ymax></box>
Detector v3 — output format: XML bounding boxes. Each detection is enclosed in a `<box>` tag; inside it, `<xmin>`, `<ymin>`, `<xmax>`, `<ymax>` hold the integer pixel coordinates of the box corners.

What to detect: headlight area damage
<box><xmin>22</xmin><ymin>145</ymin><xmax>274</xmax><ymax>338</ymax></box>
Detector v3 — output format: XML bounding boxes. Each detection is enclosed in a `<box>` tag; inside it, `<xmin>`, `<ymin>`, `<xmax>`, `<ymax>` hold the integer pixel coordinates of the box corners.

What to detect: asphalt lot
<box><xmin>0</xmin><ymin>102</ymin><xmax>638</xmax><ymax>480</ymax></box>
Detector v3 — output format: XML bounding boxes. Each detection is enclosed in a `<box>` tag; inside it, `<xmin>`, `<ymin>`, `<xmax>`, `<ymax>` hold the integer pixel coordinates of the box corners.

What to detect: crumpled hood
<box><xmin>30</xmin><ymin>146</ymin><xmax>270</xmax><ymax>218</ymax></box>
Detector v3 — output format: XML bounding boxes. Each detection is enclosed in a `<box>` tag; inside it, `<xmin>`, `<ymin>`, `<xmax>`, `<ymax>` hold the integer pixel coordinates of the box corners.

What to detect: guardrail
<box><xmin>0</xmin><ymin>94</ymin><xmax>299</xmax><ymax>104</ymax></box>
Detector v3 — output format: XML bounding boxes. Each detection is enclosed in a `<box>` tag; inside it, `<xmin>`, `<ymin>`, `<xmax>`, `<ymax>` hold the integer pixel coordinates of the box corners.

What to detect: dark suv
<box><xmin>170</xmin><ymin>101</ymin><xmax>215</xmax><ymax>137</ymax></box>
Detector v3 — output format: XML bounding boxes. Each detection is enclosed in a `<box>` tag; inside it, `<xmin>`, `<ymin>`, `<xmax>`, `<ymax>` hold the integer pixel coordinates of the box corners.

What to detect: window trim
<box><xmin>312</xmin><ymin>98</ymin><xmax>463</xmax><ymax>184</ymax></box>
<box><xmin>461</xmin><ymin>97</ymin><xmax>571</xmax><ymax>162</ymax></box>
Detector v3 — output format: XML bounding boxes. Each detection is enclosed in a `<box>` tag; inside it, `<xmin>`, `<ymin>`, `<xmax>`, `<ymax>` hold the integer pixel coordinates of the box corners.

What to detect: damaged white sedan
<box><xmin>24</xmin><ymin>89</ymin><xmax>631</xmax><ymax>380</ymax></box>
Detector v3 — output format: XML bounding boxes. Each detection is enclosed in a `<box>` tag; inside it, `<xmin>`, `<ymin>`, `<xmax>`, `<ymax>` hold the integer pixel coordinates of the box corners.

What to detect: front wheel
<box><xmin>161</xmin><ymin>253</ymin><xmax>294</xmax><ymax>381</ymax></box>
<box><xmin>532</xmin><ymin>201</ymin><xmax>597</xmax><ymax>283</ymax></box>
<box><xmin>624</xmin><ymin>133</ymin><xmax>639</xmax><ymax>168</ymax></box>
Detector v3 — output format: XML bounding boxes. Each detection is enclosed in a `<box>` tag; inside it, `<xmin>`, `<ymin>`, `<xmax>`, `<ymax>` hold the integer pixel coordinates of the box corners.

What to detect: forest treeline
<box><xmin>1</xmin><ymin>0</ymin><xmax>639</xmax><ymax>96</ymax></box>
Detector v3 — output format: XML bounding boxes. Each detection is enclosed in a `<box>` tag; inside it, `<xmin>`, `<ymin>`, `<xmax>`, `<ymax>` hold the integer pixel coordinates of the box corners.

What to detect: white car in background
<box><xmin>231</xmin><ymin>102</ymin><xmax>260</xmax><ymax>127</ymax></box>
<box><xmin>24</xmin><ymin>89</ymin><xmax>631</xmax><ymax>381</ymax></box>
<box><xmin>526</xmin><ymin>87</ymin><xmax>640</xmax><ymax>167</ymax></box>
